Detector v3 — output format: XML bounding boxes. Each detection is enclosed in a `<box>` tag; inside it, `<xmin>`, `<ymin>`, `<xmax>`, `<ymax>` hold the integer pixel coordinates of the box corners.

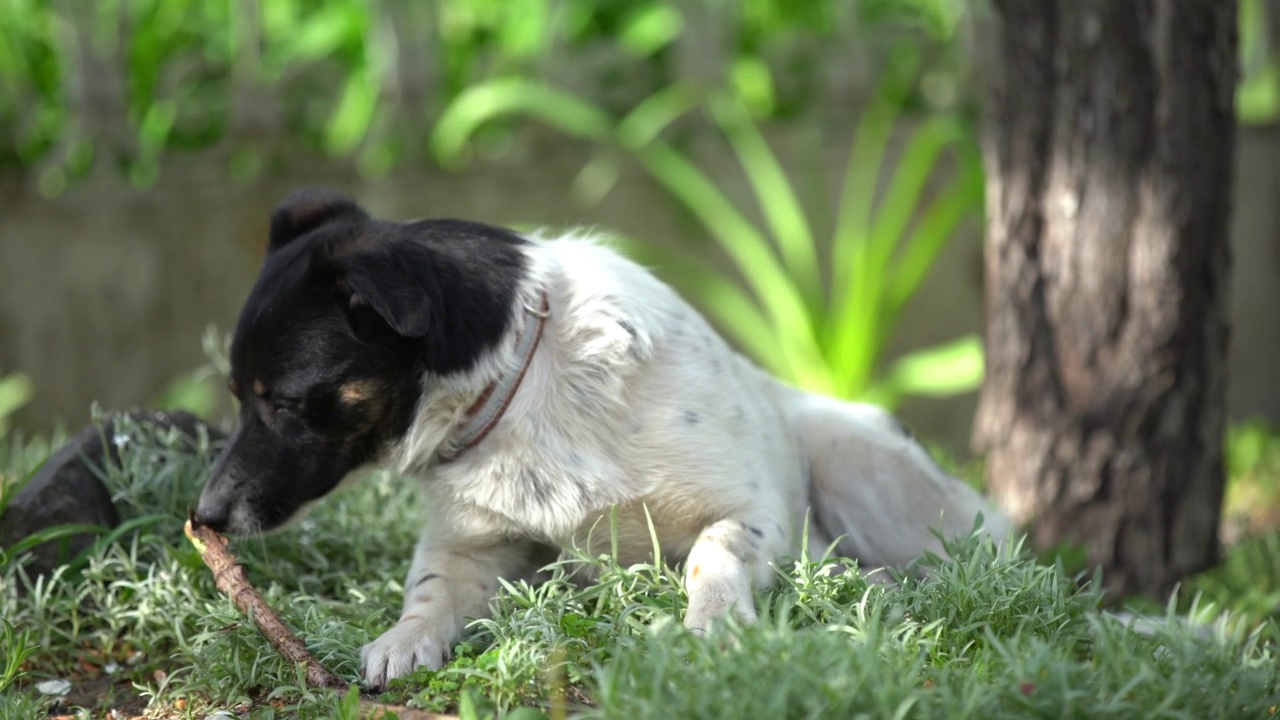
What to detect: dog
<box><xmin>195</xmin><ymin>188</ymin><xmax>1011</xmax><ymax>688</ymax></box>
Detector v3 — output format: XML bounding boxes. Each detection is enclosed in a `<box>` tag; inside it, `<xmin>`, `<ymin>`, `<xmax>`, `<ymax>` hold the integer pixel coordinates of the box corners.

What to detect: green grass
<box><xmin>2</xmin><ymin>419</ymin><xmax>1279</xmax><ymax>719</ymax></box>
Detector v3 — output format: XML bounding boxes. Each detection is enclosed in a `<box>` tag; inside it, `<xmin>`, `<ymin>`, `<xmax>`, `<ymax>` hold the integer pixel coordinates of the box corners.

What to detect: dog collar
<box><xmin>438</xmin><ymin>289</ymin><xmax>550</xmax><ymax>462</ymax></box>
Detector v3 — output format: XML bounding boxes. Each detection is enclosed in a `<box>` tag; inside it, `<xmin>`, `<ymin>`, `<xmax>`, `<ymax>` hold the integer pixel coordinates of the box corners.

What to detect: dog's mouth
<box><xmin>195</xmin><ymin>483</ymin><xmax>322</xmax><ymax>536</ymax></box>
<box><xmin>195</xmin><ymin>484</ymin><xmax>273</xmax><ymax>535</ymax></box>
<box><xmin>193</xmin><ymin>438</ymin><xmax>350</xmax><ymax>532</ymax></box>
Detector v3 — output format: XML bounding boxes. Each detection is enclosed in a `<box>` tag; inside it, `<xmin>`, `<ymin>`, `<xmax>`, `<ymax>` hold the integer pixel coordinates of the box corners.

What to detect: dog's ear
<box><xmin>268</xmin><ymin>188</ymin><xmax>368</xmax><ymax>256</ymax></box>
<box><xmin>320</xmin><ymin>247</ymin><xmax>432</xmax><ymax>339</ymax></box>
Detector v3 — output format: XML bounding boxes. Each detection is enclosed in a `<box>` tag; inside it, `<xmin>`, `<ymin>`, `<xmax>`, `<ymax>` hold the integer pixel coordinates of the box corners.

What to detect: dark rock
<box><xmin>0</xmin><ymin>409</ymin><xmax>224</xmax><ymax>577</ymax></box>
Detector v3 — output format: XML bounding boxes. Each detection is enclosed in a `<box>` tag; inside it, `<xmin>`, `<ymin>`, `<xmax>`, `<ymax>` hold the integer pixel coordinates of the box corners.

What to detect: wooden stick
<box><xmin>184</xmin><ymin>510</ymin><xmax>349</xmax><ymax>691</ymax></box>
<box><xmin>184</xmin><ymin>511</ymin><xmax>463</xmax><ymax>719</ymax></box>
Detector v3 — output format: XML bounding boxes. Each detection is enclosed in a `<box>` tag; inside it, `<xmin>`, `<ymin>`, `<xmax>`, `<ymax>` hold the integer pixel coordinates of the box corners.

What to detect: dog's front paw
<box><xmin>360</xmin><ymin>618</ymin><xmax>452</xmax><ymax>688</ymax></box>
<box><xmin>683</xmin><ymin>588</ymin><xmax>758</xmax><ymax>635</ymax></box>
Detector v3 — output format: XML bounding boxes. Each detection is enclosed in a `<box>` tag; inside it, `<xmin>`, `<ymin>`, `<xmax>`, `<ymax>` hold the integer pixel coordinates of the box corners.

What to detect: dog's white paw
<box><xmin>360</xmin><ymin>618</ymin><xmax>452</xmax><ymax>688</ymax></box>
<box><xmin>683</xmin><ymin>589</ymin><xmax>758</xmax><ymax>634</ymax></box>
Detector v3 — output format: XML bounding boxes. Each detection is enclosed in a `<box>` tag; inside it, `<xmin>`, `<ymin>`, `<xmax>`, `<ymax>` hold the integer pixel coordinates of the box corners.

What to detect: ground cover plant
<box><xmin>2</xmin><ymin>414</ymin><xmax>1279</xmax><ymax>719</ymax></box>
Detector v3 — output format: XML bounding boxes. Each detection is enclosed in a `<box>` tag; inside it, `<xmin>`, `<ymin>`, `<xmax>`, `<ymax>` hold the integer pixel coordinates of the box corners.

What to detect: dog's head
<box><xmin>195</xmin><ymin>189</ymin><xmax>526</xmax><ymax>534</ymax></box>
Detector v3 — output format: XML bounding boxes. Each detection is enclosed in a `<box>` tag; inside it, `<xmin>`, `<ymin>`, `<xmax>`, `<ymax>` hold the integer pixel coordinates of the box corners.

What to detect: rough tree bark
<box><xmin>973</xmin><ymin>0</ymin><xmax>1238</xmax><ymax>598</ymax></box>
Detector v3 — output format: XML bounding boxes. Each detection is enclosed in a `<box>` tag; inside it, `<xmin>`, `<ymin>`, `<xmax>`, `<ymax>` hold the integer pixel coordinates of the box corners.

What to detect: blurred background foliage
<box><xmin>0</xmin><ymin>0</ymin><xmax>983</xmax><ymax>188</ymax></box>
<box><xmin>1</xmin><ymin>0</ymin><xmax>1275</xmax><ymax>190</ymax></box>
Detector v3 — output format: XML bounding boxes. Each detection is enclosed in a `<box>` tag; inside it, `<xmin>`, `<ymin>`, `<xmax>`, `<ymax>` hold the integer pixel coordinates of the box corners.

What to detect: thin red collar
<box><xmin>437</xmin><ymin>290</ymin><xmax>550</xmax><ymax>462</ymax></box>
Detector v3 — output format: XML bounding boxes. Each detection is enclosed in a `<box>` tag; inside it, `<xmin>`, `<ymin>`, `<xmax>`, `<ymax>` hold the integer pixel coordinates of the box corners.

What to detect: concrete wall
<box><xmin>1</xmin><ymin>125</ymin><xmax>1277</xmax><ymax>452</ymax></box>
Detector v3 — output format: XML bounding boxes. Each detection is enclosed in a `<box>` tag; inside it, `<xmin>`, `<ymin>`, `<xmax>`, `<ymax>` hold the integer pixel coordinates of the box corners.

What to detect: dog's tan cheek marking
<box><xmin>339</xmin><ymin>379</ymin><xmax>380</xmax><ymax>405</ymax></box>
<box><xmin>339</xmin><ymin>380</ymin><xmax>388</xmax><ymax>436</ymax></box>
<box><xmin>691</xmin><ymin>564</ymin><xmax>701</xmax><ymax>579</ymax></box>
<box><xmin>252</xmin><ymin>379</ymin><xmax>267</xmax><ymax>397</ymax></box>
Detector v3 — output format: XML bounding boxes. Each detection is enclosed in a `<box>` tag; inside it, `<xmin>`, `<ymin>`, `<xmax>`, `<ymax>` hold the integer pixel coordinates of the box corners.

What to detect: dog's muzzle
<box><xmin>195</xmin><ymin>483</ymin><xmax>233</xmax><ymax>533</ymax></box>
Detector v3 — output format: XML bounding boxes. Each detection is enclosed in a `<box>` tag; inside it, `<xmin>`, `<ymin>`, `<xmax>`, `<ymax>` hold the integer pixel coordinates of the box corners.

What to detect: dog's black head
<box><xmin>196</xmin><ymin>189</ymin><xmax>527</xmax><ymax>534</ymax></box>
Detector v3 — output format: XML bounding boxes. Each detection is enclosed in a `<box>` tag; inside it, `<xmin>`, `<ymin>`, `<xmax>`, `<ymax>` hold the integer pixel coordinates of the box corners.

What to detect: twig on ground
<box><xmin>183</xmin><ymin>510</ymin><xmax>462</xmax><ymax>719</ymax></box>
<box><xmin>183</xmin><ymin>509</ymin><xmax>349</xmax><ymax>691</ymax></box>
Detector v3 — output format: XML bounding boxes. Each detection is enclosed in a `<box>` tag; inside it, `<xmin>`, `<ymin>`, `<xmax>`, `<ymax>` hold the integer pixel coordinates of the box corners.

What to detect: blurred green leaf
<box><xmin>873</xmin><ymin>334</ymin><xmax>984</xmax><ymax>402</ymax></box>
<box><xmin>730</xmin><ymin>55</ymin><xmax>775</xmax><ymax>117</ymax></box>
<box><xmin>616</xmin><ymin>82</ymin><xmax>703</xmax><ymax>150</ymax></box>
<box><xmin>152</xmin><ymin>370</ymin><xmax>218</xmax><ymax>419</ymax></box>
<box><xmin>138</xmin><ymin>98</ymin><xmax>177</xmax><ymax>152</ymax></box>
<box><xmin>326</xmin><ymin>67</ymin><xmax>379</xmax><ymax>154</ymax></box>
<box><xmin>432</xmin><ymin>78</ymin><xmax>613</xmax><ymax>166</ymax></box>
<box><xmin>1237</xmin><ymin>0</ymin><xmax>1279</xmax><ymax>125</ymax></box>
<box><xmin>619</xmin><ymin>3</ymin><xmax>684</xmax><ymax>57</ymax></box>
<box><xmin>1238</xmin><ymin>60</ymin><xmax>1280</xmax><ymax>125</ymax></box>
<box><xmin>0</xmin><ymin>372</ymin><xmax>34</xmax><ymax>431</ymax></box>
<box><xmin>499</xmin><ymin>0</ymin><xmax>550</xmax><ymax>59</ymax></box>
<box><xmin>569</xmin><ymin>150</ymin><xmax>621</xmax><ymax>205</ymax></box>
<box><xmin>857</xmin><ymin>0</ymin><xmax>964</xmax><ymax>42</ymax></box>
<box><xmin>1227</xmin><ymin>418</ymin><xmax>1280</xmax><ymax>479</ymax></box>
<box><xmin>282</xmin><ymin>2</ymin><xmax>364</xmax><ymax>63</ymax></box>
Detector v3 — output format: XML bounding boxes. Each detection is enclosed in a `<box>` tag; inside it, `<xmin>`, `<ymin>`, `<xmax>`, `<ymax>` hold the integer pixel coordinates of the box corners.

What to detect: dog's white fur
<box><xmin>359</xmin><ymin>233</ymin><xmax>1010</xmax><ymax>687</ymax></box>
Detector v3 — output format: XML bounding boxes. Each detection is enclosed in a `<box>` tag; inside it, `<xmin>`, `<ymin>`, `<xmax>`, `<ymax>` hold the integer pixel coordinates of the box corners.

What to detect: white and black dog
<box><xmin>195</xmin><ymin>189</ymin><xmax>1011</xmax><ymax>687</ymax></box>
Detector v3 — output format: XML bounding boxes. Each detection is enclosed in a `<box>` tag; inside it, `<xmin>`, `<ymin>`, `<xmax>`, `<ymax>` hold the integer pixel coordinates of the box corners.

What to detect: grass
<box><xmin>2</xmin><ymin>417</ymin><xmax>1279</xmax><ymax>719</ymax></box>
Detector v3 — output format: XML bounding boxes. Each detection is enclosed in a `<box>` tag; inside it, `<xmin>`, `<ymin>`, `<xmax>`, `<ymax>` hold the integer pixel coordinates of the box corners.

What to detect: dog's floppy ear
<box><xmin>323</xmin><ymin>247</ymin><xmax>432</xmax><ymax>339</ymax></box>
<box><xmin>268</xmin><ymin>188</ymin><xmax>368</xmax><ymax>255</ymax></box>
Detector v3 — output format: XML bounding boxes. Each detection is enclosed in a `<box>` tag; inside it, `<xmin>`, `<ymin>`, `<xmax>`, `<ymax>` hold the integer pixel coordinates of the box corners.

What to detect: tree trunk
<box><xmin>974</xmin><ymin>0</ymin><xmax>1237</xmax><ymax>598</ymax></box>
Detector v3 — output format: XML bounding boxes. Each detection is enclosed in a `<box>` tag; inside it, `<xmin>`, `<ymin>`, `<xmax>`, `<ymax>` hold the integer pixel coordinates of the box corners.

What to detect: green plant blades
<box><xmin>866</xmin><ymin>116</ymin><xmax>966</xmax><ymax>277</ymax></box>
<box><xmin>831</xmin><ymin>100</ymin><xmax>899</xmax><ymax>301</ymax></box>
<box><xmin>631</xmin><ymin>143</ymin><xmax>830</xmax><ymax>392</ymax></box>
<box><xmin>0</xmin><ymin>522</ymin><xmax>107</xmax><ymax>570</ymax></box>
<box><xmin>616</xmin><ymin>82</ymin><xmax>703</xmax><ymax>151</ymax></box>
<box><xmin>432</xmin><ymin>78</ymin><xmax>614</xmax><ymax>165</ymax></box>
<box><xmin>428</xmin><ymin>75</ymin><xmax>980</xmax><ymax>404</ymax></box>
<box><xmin>825</xmin><ymin>111</ymin><xmax>979</xmax><ymax>400</ymax></box>
<box><xmin>0</xmin><ymin>514</ymin><xmax>169</xmax><ymax>579</ymax></box>
<box><xmin>710</xmin><ymin>95</ymin><xmax>822</xmax><ymax>316</ymax></box>
<box><xmin>886</xmin><ymin>144</ymin><xmax>983</xmax><ymax>320</ymax></box>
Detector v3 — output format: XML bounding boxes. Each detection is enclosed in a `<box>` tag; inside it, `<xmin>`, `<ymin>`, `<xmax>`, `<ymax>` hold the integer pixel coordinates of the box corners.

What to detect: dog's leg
<box><xmin>682</xmin><ymin>517</ymin><xmax>781</xmax><ymax>633</ymax></box>
<box><xmin>359</xmin><ymin>534</ymin><xmax>548</xmax><ymax>688</ymax></box>
<box><xmin>790</xmin><ymin>395</ymin><xmax>1011</xmax><ymax>568</ymax></box>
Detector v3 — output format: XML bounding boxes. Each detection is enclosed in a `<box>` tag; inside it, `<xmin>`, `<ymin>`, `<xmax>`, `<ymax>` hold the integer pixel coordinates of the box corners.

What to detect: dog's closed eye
<box><xmin>273</xmin><ymin>398</ymin><xmax>303</xmax><ymax>418</ymax></box>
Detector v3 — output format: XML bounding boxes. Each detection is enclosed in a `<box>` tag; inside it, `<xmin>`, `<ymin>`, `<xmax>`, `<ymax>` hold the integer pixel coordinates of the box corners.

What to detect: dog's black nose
<box><xmin>195</xmin><ymin>494</ymin><xmax>230</xmax><ymax>533</ymax></box>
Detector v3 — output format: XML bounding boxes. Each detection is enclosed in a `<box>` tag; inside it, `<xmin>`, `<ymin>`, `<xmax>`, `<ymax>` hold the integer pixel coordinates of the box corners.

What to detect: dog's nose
<box><xmin>195</xmin><ymin>492</ymin><xmax>231</xmax><ymax>533</ymax></box>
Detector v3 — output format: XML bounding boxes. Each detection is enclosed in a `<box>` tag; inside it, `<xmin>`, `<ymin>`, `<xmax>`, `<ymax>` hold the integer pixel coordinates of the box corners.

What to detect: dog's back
<box><xmin>499</xmin><ymin>235</ymin><xmax>1010</xmax><ymax>571</ymax></box>
<box><xmin>504</xmin><ymin>236</ymin><xmax>1011</xmax><ymax>573</ymax></box>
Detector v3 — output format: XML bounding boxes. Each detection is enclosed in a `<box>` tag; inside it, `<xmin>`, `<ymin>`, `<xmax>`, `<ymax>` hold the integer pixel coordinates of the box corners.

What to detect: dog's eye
<box><xmin>274</xmin><ymin>399</ymin><xmax>303</xmax><ymax>418</ymax></box>
<box><xmin>228</xmin><ymin>378</ymin><xmax>242</xmax><ymax>399</ymax></box>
